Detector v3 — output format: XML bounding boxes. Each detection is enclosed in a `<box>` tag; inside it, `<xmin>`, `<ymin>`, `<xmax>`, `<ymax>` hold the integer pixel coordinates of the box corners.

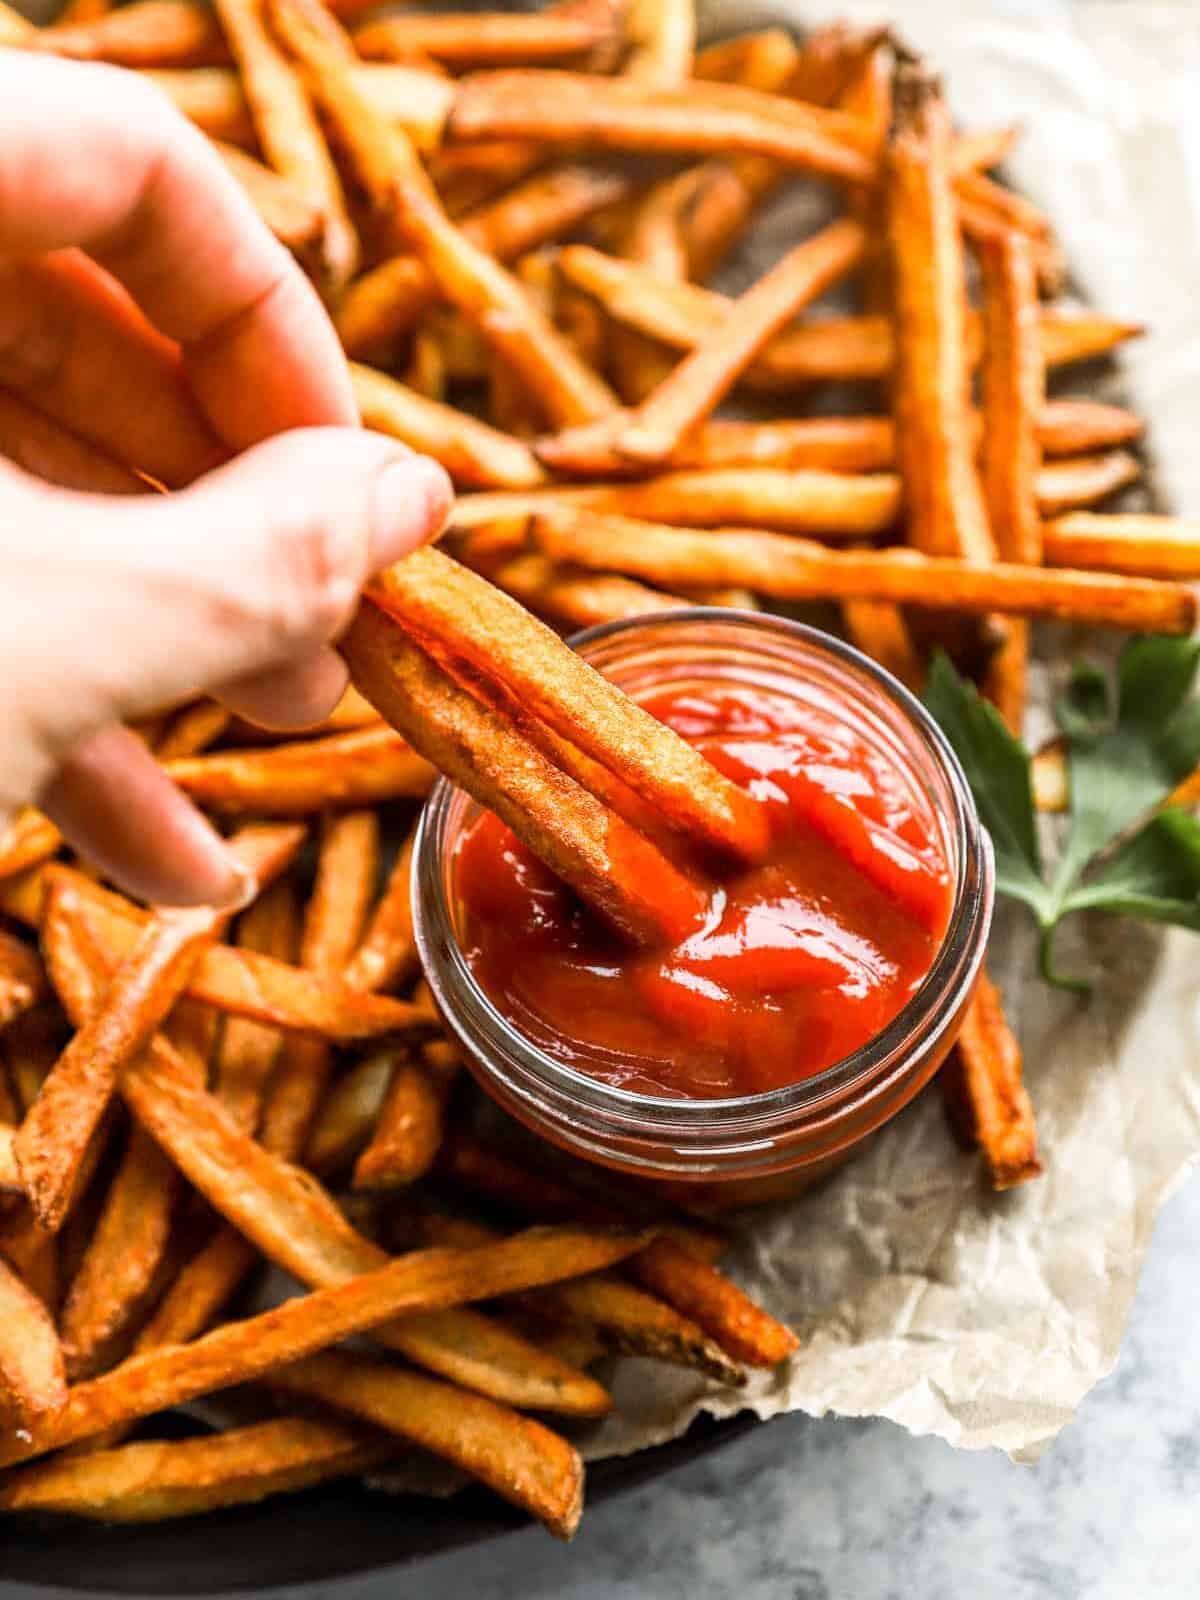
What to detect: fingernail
<box><xmin>210</xmin><ymin>857</ymin><xmax>256</xmax><ymax>914</ymax></box>
<box><xmin>370</xmin><ymin>456</ymin><xmax>455</xmax><ymax>570</ymax></box>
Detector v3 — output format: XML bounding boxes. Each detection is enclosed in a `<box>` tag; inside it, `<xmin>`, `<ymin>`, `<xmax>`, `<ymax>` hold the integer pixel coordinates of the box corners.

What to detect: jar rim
<box><xmin>413</xmin><ymin>608</ymin><xmax>993</xmax><ymax>1130</ymax></box>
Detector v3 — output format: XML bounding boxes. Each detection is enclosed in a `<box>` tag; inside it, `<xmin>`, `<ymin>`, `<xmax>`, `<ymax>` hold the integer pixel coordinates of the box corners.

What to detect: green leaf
<box><xmin>923</xmin><ymin>653</ymin><xmax>1049</xmax><ymax>918</ymax></box>
<box><xmin>1054</xmin><ymin>636</ymin><xmax>1200</xmax><ymax>890</ymax></box>
<box><xmin>1062</xmin><ymin>808</ymin><xmax>1200</xmax><ymax>929</ymax></box>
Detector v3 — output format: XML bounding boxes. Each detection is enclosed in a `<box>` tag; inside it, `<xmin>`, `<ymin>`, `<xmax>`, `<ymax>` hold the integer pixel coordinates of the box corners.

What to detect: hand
<box><xmin>0</xmin><ymin>54</ymin><xmax>453</xmax><ymax>908</ymax></box>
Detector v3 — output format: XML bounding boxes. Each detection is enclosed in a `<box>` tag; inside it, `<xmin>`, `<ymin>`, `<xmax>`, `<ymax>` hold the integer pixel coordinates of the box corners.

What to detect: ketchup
<box><xmin>453</xmin><ymin>681</ymin><xmax>954</xmax><ymax>1100</ymax></box>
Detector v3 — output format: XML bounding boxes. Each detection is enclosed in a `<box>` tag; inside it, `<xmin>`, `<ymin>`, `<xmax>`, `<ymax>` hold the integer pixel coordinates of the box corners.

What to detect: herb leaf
<box><xmin>923</xmin><ymin>653</ymin><xmax>1050</xmax><ymax>920</ymax></box>
<box><xmin>924</xmin><ymin>638</ymin><xmax>1200</xmax><ymax>987</ymax></box>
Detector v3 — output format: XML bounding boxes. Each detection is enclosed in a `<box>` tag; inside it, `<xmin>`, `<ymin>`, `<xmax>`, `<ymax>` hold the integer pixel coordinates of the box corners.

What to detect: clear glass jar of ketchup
<box><xmin>414</xmin><ymin>611</ymin><xmax>994</xmax><ymax>1209</ymax></box>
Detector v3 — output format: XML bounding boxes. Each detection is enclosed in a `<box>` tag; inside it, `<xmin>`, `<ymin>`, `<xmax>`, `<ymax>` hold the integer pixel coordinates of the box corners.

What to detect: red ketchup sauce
<box><xmin>452</xmin><ymin>681</ymin><xmax>954</xmax><ymax>1100</ymax></box>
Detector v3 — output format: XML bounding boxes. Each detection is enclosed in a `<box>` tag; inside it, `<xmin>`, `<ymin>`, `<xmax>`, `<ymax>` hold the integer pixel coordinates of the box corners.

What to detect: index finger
<box><xmin>0</xmin><ymin>53</ymin><xmax>356</xmax><ymax>451</ymax></box>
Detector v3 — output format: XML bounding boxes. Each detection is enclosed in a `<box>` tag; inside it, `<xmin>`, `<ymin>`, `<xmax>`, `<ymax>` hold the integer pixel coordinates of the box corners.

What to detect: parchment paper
<box><xmin>562</xmin><ymin>0</ymin><xmax>1200</xmax><ymax>1469</ymax></box>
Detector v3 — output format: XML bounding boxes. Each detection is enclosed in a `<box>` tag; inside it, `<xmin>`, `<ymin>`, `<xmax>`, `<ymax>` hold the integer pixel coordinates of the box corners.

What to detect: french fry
<box><xmin>304</xmin><ymin>1049</ymin><xmax>395</xmax><ymax>1175</ymax></box>
<box><xmin>1042</xmin><ymin>513</ymin><xmax>1200</xmax><ymax>578</ymax></box>
<box><xmin>272</xmin><ymin>1352</ymin><xmax>584</xmax><ymax>1540</ymax></box>
<box><xmin>140</xmin><ymin>66</ymin><xmax>255</xmax><ymax>142</ymax></box>
<box><xmin>529</xmin><ymin>509</ymin><xmax>1198</xmax><ymax>634</ymax></box>
<box><xmin>16</xmin><ymin>826</ymin><xmax>299</xmax><ymax>1232</ymax></box>
<box><xmin>0</xmin><ymin>808</ymin><xmax>61</xmax><ymax>883</ymax></box>
<box><xmin>429</xmin><ymin>139</ymin><xmax>547</xmax><ymax>216</ymax></box>
<box><xmin>213</xmin><ymin>0</ymin><xmax>358</xmax><ymax>292</ymax></box>
<box><xmin>1037</xmin><ymin>398</ymin><xmax>1143</xmax><ymax>456</ymax></box>
<box><xmin>351</xmin><ymin>363</ymin><xmax>546</xmax><ymax>490</ymax></box>
<box><xmin>355</xmin><ymin>0</ymin><xmax>625</xmax><ymax>69</ymax></box>
<box><xmin>0</xmin><ymin>1253</ymin><xmax>66</xmax><ymax>1428</ymax></box>
<box><xmin>213</xmin><ymin>878</ymin><xmax>299</xmax><ymax>1133</ymax></box>
<box><xmin>452</xmin><ymin>467</ymin><xmax>901</xmax><ymax>537</ymax></box>
<box><xmin>352</xmin><ymin>1052</ymin><xmax>450</xmax><ymax>1192</ymax></box>
<box><xmin>0</xmin><ymin>927</ymin><xmax>47</xmax><ymax>1029</ymax></box>
<box><xmin>58</xmin><ymin>1120</ymin><xmax>181</xmax><ymax>1381</ymax></box>
<box><xmin>131</xmin><ymin>1226</ymin><xmax>257</xmax><ymax>1352</ymax></box>
<box><xmin>153</xmin><ymin>699</ymin><xmax>232</xmax><ymax>762</ymax></box>
<box><xmin>19</xmin><ymin>865</ymin><xmax>431</xmax><ymax>1043</ymax></box>
<box><xmin>366</xmin><ymin>549</ymin><xmax>768</xmax><ymax>862</ymax></box>
<box><xmin>55</xmin><ymin>0</ymin><xmax>116</xmax><ymax>26</ymax></box>
<box><xmin>945</xmin><ymin>971</ymin><xmax>1041</xmax><ymax>1189</ymax></box>
<box><xmin>556</xmin><ymin>246</ymin><xmax>1140</xmax><ymax>385</ymax></box>
<box><xmin>344</xmin><ymin>604</ymin><xmax>709</xmax><ymax>947</ymax></box>
<box><xmin>439</xmin><ymin>1134</ymin><xmax>794</xmax><ymax>1366</ymax></box>
<box><xmin>617</xmin><ymin>219</ymin><xmax>866</xmax><ymax>464</ymax></box>
<box><xmin>165</xmin><ymin>726</ymin><xmax>434</xmax><ymax>815</ymax></box>
<box><xmin>1035</xmin><ymin>450</ymin><xmax>1141</xmax><ymax>516</ymax></box>
<box><xmin>0</xmin><ymin>1125</ymin><xmax>19</xmax><ymax>1192</ymax></box>
<box><xmin>0</xmin><ymin>1418</ymin><xmax>390</xmax><ymax>1523</ymax></box>
<box><xmin>483</xmin><ymin>552</ymin><xmax>690</xmax><ymax>628</ymax></box>
<box><xmin>212</xmin><ymin>140</ymin><xmax>325</xmax><ymax>253</ymax></box>
<box><xmin>447</xmin><ymin>71</ymin><xmax>875</xmax><ymax>183</ymax></box>
<box><xmin>342</xmin><ymin>830</ymin><xmax>419</xmax><ymax>997</ymax></box>
<box><xmin>887</xmin><ymin>64</ymin><xmax>993</xmax><ymax>564</ymax></box>
<box><xmin>842</xmin><ymin>600</ymin><xmax>925</xmax><ymax>694</ymax></box>
<box><xmin>0</xmin><ymin>1221</ymin><xmax>641</xmax><ymax>1469</ymax></box>
<box><xmin>255</xmin><ymin>810</ymin><xmax>378</xmax><ymax>1159</ymax></box>
<box><xmin>338</xmin><ymin>164</ymin><xmax>631</xmax><ymax>359</ymax></box>
<box><xmin>30</xmin><ymin>0</ymin><xmax>228</xmax><ymax>68</ymax></box>
<box><xmin>422</xmin><ymin>1213</ymin><xmax>745</xmax><ymax>1385</ymax></box>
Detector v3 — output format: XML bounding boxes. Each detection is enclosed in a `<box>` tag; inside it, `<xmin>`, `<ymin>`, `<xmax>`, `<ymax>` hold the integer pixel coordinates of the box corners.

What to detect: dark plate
<box><xmin>0</xmin><ymin>1413</ymin><xmax>759</xmax><ymax>1595</ymax></box>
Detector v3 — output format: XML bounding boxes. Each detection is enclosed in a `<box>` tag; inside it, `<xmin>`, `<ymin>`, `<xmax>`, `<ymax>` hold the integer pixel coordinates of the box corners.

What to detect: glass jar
<box><xmin>413</xmin><ymin>610</ymin><xmax>994</xmax><ymax>1209</ymax></box>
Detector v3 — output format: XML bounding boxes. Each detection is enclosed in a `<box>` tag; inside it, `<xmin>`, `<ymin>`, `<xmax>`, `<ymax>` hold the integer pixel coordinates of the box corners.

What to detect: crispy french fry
<box><xmin>338</xmin><ymin>164</ymin><xmax>631</xmax><ymax>359</ymax></box>
<box><xmin>213</xmin><ymin>0</ymin><xmax>358</xmax><ymax>292</ymax></box>
<box><xmin>165</xmin><ymin>726</ymin><xmax>434</xmax><ymax>815</ymax></box>
<box><xmin>945</xmin><ymin>971</ymin><xmax>1041</xmax><ymax>1189</ymax></box>
<box><xmin>439</xmin><ymin>1134</ymin><xmax>793</xmax><ymax>1366</ymax></box>
<box><xmin>0</xmin><ymin>1220</ymin><xmax>639</xmax><ymax>1469</ymax></box>
<box><xmin>447</xmin><ymin>71</ymin><xmax>875</xmax><ymax>182</ymax></box>
<box><xmin>452</xmin><ymin>467</ymin><xmax>901</xmax><ymax>538</ymax></box>
<box><xmin>153</xmin><ymin>700</ymin><xmax>232</xmax><ymax>762</ymax></box>
<box><xmin>429</xmin><ymin>139</ymin><xmax>547</xmax><ymax>216</ymax></box>
<box><xmin>1037</xmin><ymin>398</ymin><xmax>1143</xmax><ymax>457</ymax></box>
<box><xmin>16</xmin><ymin>827</ymin><xmax>299</xmax><ymax>1232</ymax></box>
<box><xmin>842</xmin><ymin>600</ymin><xmax>925</xmax><ymax>694</ymax></box>
<box><xmin>352</xmin><ymin>1053</ymin><xmax>448</xmax><ymax>1192</ymax></box>
<box><xmin>342</xmin><ymin>831</ymin><xmax>419</xmax><ymax>997</ymax></box>
<box><xmin>484</xmin><ymin>552</ymin><xmax>690</xmax><ymax>628</ymax></box>
<box><xmin>0</xmin><ymin>1125</ymin><xmax>19</xmax><ymax>1193</ymax></box>
<box><xmin>529</xmin><ymin>509</ymin><xmax>1197</xmax><ymax>634</ymax></box>
<box><xmin>0</xmin><ymin>1253</ymin><xmax>66</xmax><ymax>1428</ymax></box>
<box><xmin>304</xmin><ymin>1049</ymin><xmax>395</xmax><ymax>1175</ymax></box>
<box><xmin>0</xmin><ymin>809</ymin><xmax>61</xmax><ymax>883</ymax></box>
<box><xmin>355</xmin><ymin>0</ymin><xmax>624</xmax><ymax>68</ymax></box>
<box><xmin>140</xmin><ymin>66</ymin><xmax>256</xmax><ymax>142</ymax></box>
<box><xmin>213</xmin><ymin>878</ymin><xmax>299</xmax><ymax>1133</ymax></box>
<box><xmin>131</xmin><ymin>1226</ymin><xmax>257</xmax><ymax>1352</ymax></box>
<box><xmin>887</xmin><ymin>63</ymin><xmax>993</xmax><ymax>563</ymax></box>
<box><xmin>343</xmin><ymin>604</ymin><xmax>709</xmax><ymax>947</ymax></box>
<box><xmin>623</xmin><ymin>0</ymin><xmax>694</xmax><ymax>84</ymax></box>
<box><xmin>58</xmin><ymin>1121</ymin><xmax>181</xmax><ymax>1381</ymax></box>
<box><xmin>351</xmin><ymin>363</ymin><xmax>546</xmax><ymax>490</ymax></box>
<box><xmin>367</xmin><ymin>549</ymin><xmax>768</xmax><ymax>862</ymax></box>
<box><xmin>212</xmin><ymin>140</ymin><xmax>325</xmax><ymax>253</ymax></box>
<box><xmin>254</xmin><ymin>813</ymin><xmax>378</xmax><ymax>1160</ymax></box>
<box><xmin>19</xmin><ymin>865</ymin><xmax>430</xmax><ymax>1043</ymax></box>
<box><xmin>556</xmin><ymin>246</ymin><xmax>1139</xmax><ymax>385</ymax></box>
<box><xmin>0</xmin><ymin>927</ymin><xmax>46</xmax><ymax>1029</ymax></box>
<box><xmin>272</xmin><ymin>1352</ymin><xmax>584</xmax><ymax>1540</ymax></box>
<box><xmin>30</xmin><ymin>0</ymin><xmax>228</xmax><ymax>67</ymax></box>
<box><xmin>1035</xmin><ymin>450</ymin><xmax>1141</xmax><ymax>516</ymax></box>
<box><xmin>422</xmin><ymin>1213</ymin><xmax>744</xmax><ymax>1385</ymax></box>
<box><xmin>617</xmin><ymin>219</ymin><xmax>866</xmax><ymax>464</ymax></box>
<box><xmin>1042</xmin><ymin>513</ymin><xmax>1200</xmax><ymax>578</ymax></box>
<box><xmin>0</xmin><ymin>1418</ymin><xmax>390</xmax><ymax>1523</ymax></box>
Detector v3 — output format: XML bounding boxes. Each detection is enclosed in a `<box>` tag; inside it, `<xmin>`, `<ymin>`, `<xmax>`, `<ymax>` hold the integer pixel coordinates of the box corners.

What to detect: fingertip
<box><xmin>368</xmin><ymin>452</ymin><xmax>454</xmax><ymax>571</ymax></box>
<box><xmin>218</xmin><ymin>646</ymin><xmax>350</xmax><ymax>732</ymax></box>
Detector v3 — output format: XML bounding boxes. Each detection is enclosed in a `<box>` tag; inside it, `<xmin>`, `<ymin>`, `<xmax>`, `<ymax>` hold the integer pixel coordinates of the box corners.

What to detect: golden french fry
<box><xmin>1035</xmin><ymin>451</ymin><xmax>1142</xmax><ymax>516</ymax></box>
<box><xmin>944</xmin><ymin>972</ymin><xmax>1041</xmax><ymax>1190</ymax></box>
<box><xmin>213</xmin><ymin>140</ymin><xmax>325</xmax><ymax>253</ymax></box>
<box><xmin>0</xmin><ymin>1253</ymin><xmax>66</xmax><ymax>1429</ymax></box>
<box><xmin>30</xmin><ymin>0</ymin><xmax>228</xmax><ymax>68</ymax></box>
<box><xmin>0</xmin><ymin>1418</ymin><xmax>390</xmax><ymax>1523</ymax></box>
<box><xmin>0</xmin><ymin>928</ymin><xmax>47</xmax><ymax>1029</ymax></box>
<box><xmin>355</xmin><ymin>0</ymin><xmax>624</xmax><ymax>69</ymax></box>
<box><xmin>272</xmin><ymin>1351</ymin><xmax>585</xmax><ymax>1539</ymax></box>
<box><xmin>165</xmin><ymin>726</ymin><xmax>434</xmax><ymax>815</ymax></box>
<box><xmin>304</xmin><ymin>1050</ymin><xmax>396</xmax><ymax>1176</ymax></box>
<box><xmin>482</xmin><ymin>552</ymin><xmax>691</xmax><ymax>629</ymax></box>
<box><xmin>0</xmin><ymin>809</ymin><xmax>61</xmax><ymax>884</ymax></box>
<box><xmin>213</xmin><ymin>878</ymin><xmax>299</xmax><ymax>1134</ymax></box>
<box><xmin>529</xmin><ymin>508</ymin><xmax>1197</xmax><ymax>634</ymax></box>
<box><xmin>1042</xmin><ymin>513</ymin><xmax>1200</xmax><ymax>578</ymax></box>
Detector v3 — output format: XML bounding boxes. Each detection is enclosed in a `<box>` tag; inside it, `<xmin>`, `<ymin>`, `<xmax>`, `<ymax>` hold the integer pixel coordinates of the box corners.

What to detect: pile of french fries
<box><xmin>1</xmin><ymin>0</ymin><xmax>1195</xmax><ymax>1533</ymax></box>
